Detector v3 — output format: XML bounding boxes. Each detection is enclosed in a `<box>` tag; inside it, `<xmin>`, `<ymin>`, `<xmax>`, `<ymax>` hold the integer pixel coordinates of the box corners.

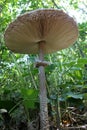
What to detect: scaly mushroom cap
<box><xmin>4</xmin><ymin>9</ymin><xmax>78</xmax><ymax>54</ymax></box>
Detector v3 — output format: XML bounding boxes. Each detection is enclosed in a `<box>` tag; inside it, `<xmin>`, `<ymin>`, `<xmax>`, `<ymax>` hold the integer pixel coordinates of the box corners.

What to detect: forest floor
<box><xmin>60</xmin><ymin>106</ymin><xmax>87</xmax><ymax>130</ymax></box>
<box><xmin>0</xmin><ymin>106</ymin><xmax>87</xmax><ymax>130</ymax></box>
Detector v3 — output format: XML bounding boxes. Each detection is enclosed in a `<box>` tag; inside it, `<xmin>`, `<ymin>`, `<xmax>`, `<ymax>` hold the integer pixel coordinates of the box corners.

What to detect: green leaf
<box><xmin>21</xmin><ymin>88</ymin><xmax>39</xmax><ymax>109</ymax></box>
<box><xmin>67</xmin><ymin>92</ymin><xmax>83</xmax><ymax>99</ymax></box>
<box><xmin>83</xmin><ymin>93</ymin><xmax>87</xmax><ymax>100</ymax></box>
<box><xmin>77</xmin><ymin>58</ymin><xmax>87</xmax><ymax>64</ymax></box>
<box><xmin>46</xmin><ymin>64</ymin><xmax>56</xmax><ymax>73</ymax></box>
<box><xmin>63</xmin><ymin>61</ymin><xmax>76</xmax><ymax>67</ymax></box>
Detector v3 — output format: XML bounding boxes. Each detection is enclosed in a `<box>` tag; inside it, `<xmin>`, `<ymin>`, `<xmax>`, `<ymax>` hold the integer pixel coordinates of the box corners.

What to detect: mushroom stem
<box><xmin>38</xmin><ymin>41</ymin><xmax>49</xmax><ymax>130</ymax></box>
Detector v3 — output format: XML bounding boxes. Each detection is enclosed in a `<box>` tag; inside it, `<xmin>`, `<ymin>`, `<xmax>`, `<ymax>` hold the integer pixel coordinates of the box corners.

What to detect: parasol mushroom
<box><xmin>4</xmin><ymin>9</ymin><xmax>78</xmax><ymax>130</ymax></box>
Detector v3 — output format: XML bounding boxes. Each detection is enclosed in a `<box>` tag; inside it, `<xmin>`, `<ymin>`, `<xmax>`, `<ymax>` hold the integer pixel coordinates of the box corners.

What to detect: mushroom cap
<box><xmin>4</xmin><ymin>9</ymin><xmax>78</xmax><ymax>54</ymax></box>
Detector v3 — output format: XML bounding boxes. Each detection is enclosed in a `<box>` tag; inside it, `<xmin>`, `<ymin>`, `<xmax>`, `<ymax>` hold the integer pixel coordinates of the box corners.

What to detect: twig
<box><xmin>62</xmin><ymin>125</ymin><xmax>87</xmax><ymax>130</ymax></box>
<box><xmin>51</xmin><ymin>0</ymin><xmax>60</xmax><ymax>9</ymax></box>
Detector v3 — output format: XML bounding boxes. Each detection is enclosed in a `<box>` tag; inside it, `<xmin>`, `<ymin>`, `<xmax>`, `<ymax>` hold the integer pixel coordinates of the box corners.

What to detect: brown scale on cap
<box><xmin>4</xmin><ymin>9</ymin><xmax>78</xmax><ymax>54</ymax></box>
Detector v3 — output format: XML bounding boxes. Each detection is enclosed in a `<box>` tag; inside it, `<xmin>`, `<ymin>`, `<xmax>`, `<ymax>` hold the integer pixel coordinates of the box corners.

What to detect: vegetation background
<box><xmin>0</xmin><ymin>0</ymin><xmax>87</xmax><ymax>129</ymax></box>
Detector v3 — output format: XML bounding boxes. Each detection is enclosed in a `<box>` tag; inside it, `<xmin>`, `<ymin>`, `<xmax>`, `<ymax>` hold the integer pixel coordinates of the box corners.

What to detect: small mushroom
<box><xmin>4</xmin><ymin>9</ymin><xmax>78</xmax><ymax>130</ymax></box>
